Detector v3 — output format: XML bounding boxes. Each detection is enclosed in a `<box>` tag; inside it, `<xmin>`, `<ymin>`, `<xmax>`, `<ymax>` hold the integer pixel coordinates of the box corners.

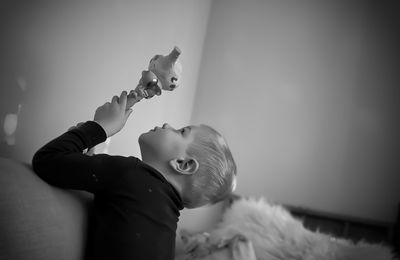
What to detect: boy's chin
<box><xmin>138</xmin><ymin>132</ymin><xmax>151</xmax><ymax>146</ymax></box>
<box><xmin>138</xmin><ymin>133</ymin><xmax>146</xmax><ymax>143</ymax></box>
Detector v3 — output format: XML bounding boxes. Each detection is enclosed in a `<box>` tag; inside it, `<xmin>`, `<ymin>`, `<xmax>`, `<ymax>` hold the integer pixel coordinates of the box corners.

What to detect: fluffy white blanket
<box><xmin>181</xmin><ymin>197</ymin><xmax>396</xmax><ymax>260</ymax></box>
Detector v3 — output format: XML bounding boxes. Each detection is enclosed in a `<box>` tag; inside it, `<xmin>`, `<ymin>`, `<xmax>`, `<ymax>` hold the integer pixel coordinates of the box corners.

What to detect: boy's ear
<box><xmin>169</xmin><ymin>157</ymin><xmax>199</xmax><ymax>175</ymax></box>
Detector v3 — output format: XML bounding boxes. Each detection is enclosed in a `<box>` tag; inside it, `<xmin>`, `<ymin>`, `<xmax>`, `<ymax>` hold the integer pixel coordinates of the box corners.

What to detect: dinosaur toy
<box><xmin>127</xmin><ymin>46</ymin><xmax>182</xmax><ymax>108</ymax></box>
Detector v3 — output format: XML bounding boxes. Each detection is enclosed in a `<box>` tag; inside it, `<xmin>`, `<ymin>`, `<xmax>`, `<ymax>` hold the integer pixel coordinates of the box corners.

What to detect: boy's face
<box><xmin>139</xmin><ymin>123</ymin><xmax>203</xmax><ymax>163</ymax></box>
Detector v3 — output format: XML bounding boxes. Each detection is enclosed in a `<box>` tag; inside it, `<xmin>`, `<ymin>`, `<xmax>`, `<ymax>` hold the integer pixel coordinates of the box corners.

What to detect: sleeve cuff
<box><xmin>74</xmin><ymin>121</ymin><xmax>107</xmax><ymax>148</ymax></box>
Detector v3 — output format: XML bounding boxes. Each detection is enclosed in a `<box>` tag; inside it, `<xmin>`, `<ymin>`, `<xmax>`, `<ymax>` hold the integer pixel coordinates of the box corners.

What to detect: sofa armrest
<box><xmin>0</xmin><ymin>157</ymin><xmax>93</xmax><ymax>260</ymax></box>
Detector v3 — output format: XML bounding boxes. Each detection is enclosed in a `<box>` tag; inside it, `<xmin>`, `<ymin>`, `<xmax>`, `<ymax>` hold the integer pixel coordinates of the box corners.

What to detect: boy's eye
<box><xmin>180</xmin><ymin>128</ymin><xmax>185</xmax><ymax>134</ymax></box>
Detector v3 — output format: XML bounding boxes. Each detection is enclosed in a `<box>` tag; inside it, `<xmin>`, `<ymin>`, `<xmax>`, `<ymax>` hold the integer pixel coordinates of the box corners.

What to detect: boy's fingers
<box><xmin>111</xmin><ymin>95</ymin><xmax>119</xmax><ymax>104</ymax></box>
<box><xmin>119</xmin><ymin>91</ymin><xmax>128</xmax><ymax>109</ymax></box>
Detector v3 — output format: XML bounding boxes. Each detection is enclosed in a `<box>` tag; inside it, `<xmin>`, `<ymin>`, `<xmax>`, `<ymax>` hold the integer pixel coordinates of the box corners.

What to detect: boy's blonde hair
<box><xmin>182</xmin><ymin>124</ymin><xmax>237</xmax><ymax>208</ymax></box>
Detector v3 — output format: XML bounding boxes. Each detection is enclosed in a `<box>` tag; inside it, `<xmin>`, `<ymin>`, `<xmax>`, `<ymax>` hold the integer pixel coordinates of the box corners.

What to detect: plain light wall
<box><xmin>191</xmin><ymin>0</ymin><xmax>400</xmax><ymax>223</ymax></box>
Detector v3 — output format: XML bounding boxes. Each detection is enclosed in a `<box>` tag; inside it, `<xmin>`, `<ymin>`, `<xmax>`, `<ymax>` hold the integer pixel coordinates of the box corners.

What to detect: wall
<box><xmin>192</xmin><ymin>0</ymin><xmax>400</xmax><ymax>223</ymax></box>
<box><xmin>0</xmin><ymin>0</ymin><xmax>211</xmax><ymax>163</ymax></box>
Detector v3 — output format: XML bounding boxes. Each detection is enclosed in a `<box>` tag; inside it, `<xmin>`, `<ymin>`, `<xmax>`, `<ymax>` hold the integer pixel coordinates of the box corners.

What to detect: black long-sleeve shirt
<box><xmin>32</xmin><ymin>121</ymin><xmax>183</xmax><ymax>260</ymax></box>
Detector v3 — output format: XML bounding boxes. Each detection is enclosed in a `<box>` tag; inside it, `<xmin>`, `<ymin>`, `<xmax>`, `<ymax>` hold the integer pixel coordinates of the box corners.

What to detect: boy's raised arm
<box><xmin>32</xmin><ymin>121</ymin><xmax>107</xmax><ymax>192</ymax></box>
<box><xmin>32</xmin><ymin>91</ymin><xmax>136</xmax><ymax>193</ymax></box>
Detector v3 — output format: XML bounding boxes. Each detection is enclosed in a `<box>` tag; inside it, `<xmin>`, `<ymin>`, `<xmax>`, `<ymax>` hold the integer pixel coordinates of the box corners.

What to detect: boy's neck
<box><xmin>143</xmin><ymin>159</ymin><xmax>184</xmax><ymax>198</ymax></box>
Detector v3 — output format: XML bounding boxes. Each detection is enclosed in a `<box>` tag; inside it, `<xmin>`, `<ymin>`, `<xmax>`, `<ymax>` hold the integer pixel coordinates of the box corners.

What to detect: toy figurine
<box><xmin>127</xmin><ymin>46</ymin><xmax>182</xmax><ymax>108</ymax></box>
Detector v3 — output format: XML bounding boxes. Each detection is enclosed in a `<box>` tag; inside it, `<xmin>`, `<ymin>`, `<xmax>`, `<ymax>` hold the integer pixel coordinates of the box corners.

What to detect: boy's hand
<box><xmin>94</xmin><ymin>91</ymin><xmax>133</xmax><ymax>138</ymax></box>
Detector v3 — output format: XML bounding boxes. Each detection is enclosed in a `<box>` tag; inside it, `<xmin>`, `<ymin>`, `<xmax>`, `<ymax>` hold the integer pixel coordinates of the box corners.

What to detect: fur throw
<box><xmin>181</xmin><ymin>197</ymin><xmax>396</xmax><ymax>260</ymax></box>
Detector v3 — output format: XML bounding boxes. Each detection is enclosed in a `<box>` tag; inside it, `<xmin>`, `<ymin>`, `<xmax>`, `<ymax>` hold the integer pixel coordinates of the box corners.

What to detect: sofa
<box><xmin>0</xmin><ymin>157</ymin><xmax>92</xmax><ymax>260</ymax></box>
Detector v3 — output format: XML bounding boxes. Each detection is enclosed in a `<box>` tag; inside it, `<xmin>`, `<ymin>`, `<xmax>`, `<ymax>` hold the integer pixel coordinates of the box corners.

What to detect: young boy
<box><xmin>32</xmin><ymin>91</ymin><xmax>237</xmax><ymax>260</ymax></box>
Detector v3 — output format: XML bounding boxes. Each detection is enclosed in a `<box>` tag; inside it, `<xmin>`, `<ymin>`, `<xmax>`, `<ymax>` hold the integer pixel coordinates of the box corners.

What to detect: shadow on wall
<box><xmin>0</xmin><ymin>2</ymin><xmax>44</xmax><ymax>158</ymax></box>
<box><xmin>0</xmin><ymin>12</ymin><xmax>25</xmax><ymax>159</ymax></box>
